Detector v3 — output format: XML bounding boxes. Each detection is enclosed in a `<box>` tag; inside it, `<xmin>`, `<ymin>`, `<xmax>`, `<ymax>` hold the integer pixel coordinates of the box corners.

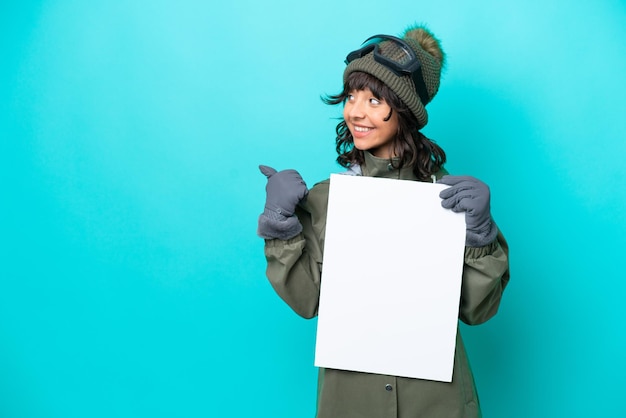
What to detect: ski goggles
<box><xmin>345</xmin><ymin>35</ymin><xmax>429</xmax><ymax>105</ymax></box>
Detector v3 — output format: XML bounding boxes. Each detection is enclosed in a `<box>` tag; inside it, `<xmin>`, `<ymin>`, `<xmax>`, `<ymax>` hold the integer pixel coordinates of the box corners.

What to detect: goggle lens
<box><xmin>362</xmin><ymin>37</ymin><xmax>414</xmax><ymax>68</ymax></box>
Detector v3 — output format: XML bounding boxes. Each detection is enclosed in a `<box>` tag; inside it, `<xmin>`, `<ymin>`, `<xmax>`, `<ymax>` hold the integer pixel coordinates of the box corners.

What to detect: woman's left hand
<box><xmin>438</xmin><ymin>175</ymin><xmax>498</xmax><ymax>247</ymax></box>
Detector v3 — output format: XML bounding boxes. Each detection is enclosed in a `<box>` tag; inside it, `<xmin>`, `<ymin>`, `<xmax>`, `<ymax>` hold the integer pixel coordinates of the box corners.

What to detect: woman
<box><xmin>257</xmin><ymin>24</ymin><xmax>510</xmax><ymax>418</ymax></box>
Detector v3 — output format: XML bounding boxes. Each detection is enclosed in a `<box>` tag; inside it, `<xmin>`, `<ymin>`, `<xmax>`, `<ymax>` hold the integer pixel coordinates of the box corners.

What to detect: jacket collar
<box><xmin>361</xmin><ymin>152</ymin><xmax>419</xmax><ymax>181</ymax></box>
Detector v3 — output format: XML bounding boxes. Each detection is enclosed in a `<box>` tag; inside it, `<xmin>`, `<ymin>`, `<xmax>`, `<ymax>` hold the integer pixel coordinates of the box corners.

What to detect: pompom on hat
<box><xmin>343</xmin><ymin>24</ymin><xmax>445</xmax><ymax>129</ymax></box>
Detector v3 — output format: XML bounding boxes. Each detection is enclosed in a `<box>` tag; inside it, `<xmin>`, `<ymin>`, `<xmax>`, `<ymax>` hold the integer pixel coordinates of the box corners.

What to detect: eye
<box><xmin>346</xmin><ymin>94</ymin><xmax>354</xmax><ymax>101</ymax></box>
<box><xmin>369</xmin><ymin>97</ymin><xmax>381</xmax><ymax>105</ymax></box>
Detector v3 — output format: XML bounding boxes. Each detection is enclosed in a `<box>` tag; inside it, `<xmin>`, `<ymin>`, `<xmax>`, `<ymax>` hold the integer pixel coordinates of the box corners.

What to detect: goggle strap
<box><xmin>412</xmin><ymin>67</ymin><xmax>430</xmax><ymax>106</ymax></box>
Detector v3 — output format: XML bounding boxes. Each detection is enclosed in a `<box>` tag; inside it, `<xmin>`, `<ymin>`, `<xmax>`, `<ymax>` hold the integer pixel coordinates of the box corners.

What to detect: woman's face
<box><xmin>343</xmin><ymin>88</ymin><xmax>399</xmax><ymax>159</ymax></box>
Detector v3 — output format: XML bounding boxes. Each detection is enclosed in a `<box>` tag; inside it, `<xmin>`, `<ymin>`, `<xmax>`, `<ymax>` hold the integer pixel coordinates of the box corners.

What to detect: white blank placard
<box><xmin>314</xmin><ymin>174</ymin><xmax>466</xmax><ymax>382</ymax></box>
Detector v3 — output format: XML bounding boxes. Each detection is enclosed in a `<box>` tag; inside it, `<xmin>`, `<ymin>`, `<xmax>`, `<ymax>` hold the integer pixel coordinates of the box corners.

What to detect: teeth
<box><xmin>354</xmin><ymin>126</ymin><xmax>372</xmax><ymax>132</ymax></box>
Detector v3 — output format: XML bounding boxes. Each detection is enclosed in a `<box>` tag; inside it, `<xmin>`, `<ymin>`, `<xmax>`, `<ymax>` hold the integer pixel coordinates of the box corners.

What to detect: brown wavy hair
<box><xmin>323</xmin><ymin>71</ymin><xmax>446</xmax><ymax>181</ymax></box>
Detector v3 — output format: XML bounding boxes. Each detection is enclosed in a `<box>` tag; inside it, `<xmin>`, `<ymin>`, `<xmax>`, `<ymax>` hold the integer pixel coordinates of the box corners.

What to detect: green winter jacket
<box><xmin>263</xmin><ymin>152</ymin><xmax>510</xmax><ymax>418</ymax></box>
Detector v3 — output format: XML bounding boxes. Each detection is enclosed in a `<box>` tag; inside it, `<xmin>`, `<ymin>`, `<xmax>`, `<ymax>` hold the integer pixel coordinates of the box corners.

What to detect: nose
<box><xmin>346</xmin><ymin>98</ymin><xmax>365</xmax><ymax>119</ymax></box>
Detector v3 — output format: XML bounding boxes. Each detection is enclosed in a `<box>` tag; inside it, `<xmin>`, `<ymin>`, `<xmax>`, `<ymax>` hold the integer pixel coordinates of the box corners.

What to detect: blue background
<box><xmin>2</xmin><ymin>1</ymin><xmax>625</xmax><ymax>417</ymax></box>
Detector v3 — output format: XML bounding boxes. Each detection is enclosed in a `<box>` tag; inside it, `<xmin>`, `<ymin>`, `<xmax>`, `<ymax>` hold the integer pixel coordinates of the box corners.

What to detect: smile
<box><xmin>354</xmin><ymin>125</ymin><xmax>373</xmax><ymax>132</ymax></box>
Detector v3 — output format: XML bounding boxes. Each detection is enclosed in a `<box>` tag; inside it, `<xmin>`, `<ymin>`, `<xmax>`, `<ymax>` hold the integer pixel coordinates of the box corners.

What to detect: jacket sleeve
<box><xmin>263</xmin><ymin>181</ymin><xmax>329</xmax><ymax>319</ymax></box>
<box><xmin>459</xmin><ymin>229</ymin><xmax>510</xmax><ymax>325</ymax></box>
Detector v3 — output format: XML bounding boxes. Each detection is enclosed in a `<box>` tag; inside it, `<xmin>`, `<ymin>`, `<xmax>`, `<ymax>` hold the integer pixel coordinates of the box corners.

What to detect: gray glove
<box><xmin>438</xmin><ymin>175</ymin><xmax>498</xmax><ymax>247</ymax></box>
<box><xmin>257</xmin><ymin>165</ymin><xmax>308</xmax><ymax>240</ymax></box>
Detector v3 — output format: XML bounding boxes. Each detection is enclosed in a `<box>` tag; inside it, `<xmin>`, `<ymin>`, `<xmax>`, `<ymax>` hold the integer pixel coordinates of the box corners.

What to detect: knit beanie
<box><xmin>344</xmin><ymin>25</ymin><xmax>445</xmax><ymax>129</ymax></box>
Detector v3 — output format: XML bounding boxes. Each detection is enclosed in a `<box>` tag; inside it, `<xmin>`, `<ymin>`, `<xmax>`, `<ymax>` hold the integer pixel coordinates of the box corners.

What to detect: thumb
<box><xmin>259</xmin><ymin>165</ymin><xmax>277</xmax><ymax>178</ymax></box>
